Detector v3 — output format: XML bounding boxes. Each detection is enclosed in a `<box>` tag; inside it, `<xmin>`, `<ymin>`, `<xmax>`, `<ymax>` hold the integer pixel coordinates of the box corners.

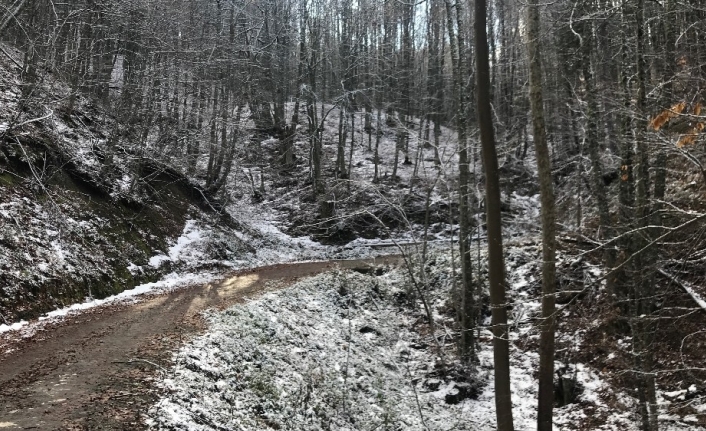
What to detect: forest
<box><xmin>1</xmin><ymin>0</ymin><xmax>706</xmax><ymax>430</ymax></box>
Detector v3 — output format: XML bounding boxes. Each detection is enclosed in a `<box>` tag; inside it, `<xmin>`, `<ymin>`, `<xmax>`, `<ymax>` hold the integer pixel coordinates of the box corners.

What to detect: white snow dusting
<box><xmin>148</xmin><ymin>269</ymin><xmax>487</xmax><ymax>431</ymax></box>
<box><xmin>39</xmin><ymin>271</ymin><xmax>219</xmax><ymax>321</ymax></box>
<box><xmin>146</xmin><ymin>248</ymin><xmax>687</xmax><ymax>431</ymax></box>
<box><xmin>0</xmin><ymin>320</ymin><xmax>29</xmax><ymax>335</ymax></box>
<box><xmin>149</xmin><ymin>220</ymin><xmax>205</xmax><ymax>268</ymax></box>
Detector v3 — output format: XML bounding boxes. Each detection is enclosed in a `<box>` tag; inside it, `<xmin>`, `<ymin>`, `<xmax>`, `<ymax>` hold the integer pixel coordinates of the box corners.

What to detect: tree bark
<box><xmin>444</xmin><ymin>0</ymin><xmax>475</xmax><ymax>364</ymax></box>
<box><xmin>633</xmin><ymin>0</ymin><xmax>658</xmax><ymax>428</ymax></box>
<box><xmin>527</xmin><ymin>3</ymin><xmax>557</xmax><ymax>430</ymax></box>
<box><xmin>577</xmin><ymin>4</ymin><xmax>617</xmax><ymax>291</ymax></box>
<box><xmin>475</xmin><ymin>0</ymin><xmax>514</xmax><ymax>429</ymax></box>
<box><xmin>337</xmin><ymin>106</ymin><xmax>348</xmax><ymax>178</ymax></box>
<box><xmin>374</xmin><ymin>109</ymin><xmax>382</xmax><ymax>182</ymax></box>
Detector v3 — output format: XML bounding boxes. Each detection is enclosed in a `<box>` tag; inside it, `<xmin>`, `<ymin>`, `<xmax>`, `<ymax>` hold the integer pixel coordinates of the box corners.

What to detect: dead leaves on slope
<box><xmin>650</xmin><ymin>101</ymin><xmax>705</xmax><ymax>148</ymax></box>
<box><xmin>649</xmin><ymin>101</ymin><xmax>687</xmax><ymax>131</ymax></box>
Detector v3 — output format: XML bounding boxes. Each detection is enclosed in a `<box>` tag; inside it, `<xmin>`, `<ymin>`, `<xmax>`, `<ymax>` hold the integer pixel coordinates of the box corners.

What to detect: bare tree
<box><xmin>527</xmin><ymin>2</ymin><xmax>557</xmax><ymax>429</ymax></box>
<box><xmin>475</xmin><ymin>0</ymin><xmax>514</xmax><ymax>429</ymax></box>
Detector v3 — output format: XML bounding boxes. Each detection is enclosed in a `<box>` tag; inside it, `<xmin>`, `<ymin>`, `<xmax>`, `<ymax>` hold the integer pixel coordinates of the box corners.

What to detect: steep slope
<box><xmin>0</xmin><ymin>43</ymin><xmax>253</xmax><ymax>322</ymax></box>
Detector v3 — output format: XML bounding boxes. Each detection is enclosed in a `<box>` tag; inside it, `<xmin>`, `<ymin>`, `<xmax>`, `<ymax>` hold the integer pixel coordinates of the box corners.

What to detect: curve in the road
<box><xmin>0</xmin><ymin>256</ymin><xmax>401</xmax><ymax>430</ymax></box>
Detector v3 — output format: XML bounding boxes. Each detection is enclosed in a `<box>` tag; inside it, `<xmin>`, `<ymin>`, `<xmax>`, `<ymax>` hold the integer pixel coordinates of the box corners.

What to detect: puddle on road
<box><xmin>0</xmin><ymin>423</ymin><xmax>17</xmax><ymax>428</ymax></box>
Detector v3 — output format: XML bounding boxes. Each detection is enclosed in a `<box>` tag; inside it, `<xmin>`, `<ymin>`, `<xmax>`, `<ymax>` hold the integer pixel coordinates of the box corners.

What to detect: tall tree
<box><xmin>444</xmin><ymin>0</ymin><xmax>475</xmax><ymax>363</ymax></box>
<box><xmin>633</xmin><ymin>0</ymin><xmax>658</xmax><ymax>428</ymax></box>
<box><xmin>475</xmin><ymin>0</ymin><xmax>514</xmax><ymax>429</ymax></box>
<box><xmin>527</xmin><ymin>2</ymin><xmax>557</xmax><ymax>429</ymax></box>
<box><xmin>576</xmin><ymin>0</ymin><xmax>617</xmax><ymax>291</ymax></box>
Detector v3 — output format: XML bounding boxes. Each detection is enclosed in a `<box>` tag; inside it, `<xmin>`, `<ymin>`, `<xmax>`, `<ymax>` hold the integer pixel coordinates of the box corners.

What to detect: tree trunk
<box><xmin>633</xmin><ymin>0</ymin><xmax>658</xmax><ymax>428</ymax></box>
<box><xmin>374</xmin><ymin>109</ymin><xmax>382</xmax><ymax>182</ymax></box>
<box><xmin>348</xmin><ymin>111</ymin><xmax>356</xmax><ymax>190</ymax></box>
<box><xmin>578</xmin><ymin>5</ymin><xmax>616</xmax><ymax>289</ymax></box>
<box><xmin>475</xmin><ymin>0</ymin><xmax>514</xmax><ymax>429</ymax></box>
<box><xmin>209</xmin><ymin>107</ymin><xmax>242</xmax><ymax>194</ymax></box>
<box><xmin>392</xmin><ymin>121</ymin><xmax>401</xmax><ymax>180</ymax></box>
<box><xmin>527</xmin><ymin>3</ymin><xmax>557</xmax><ymax>430</ymax></box>
<box><xmin>444</xmin><ymin>0</ymin><xmax>475</xmax><ymax>364</ymax></box>
<box><xmin>337</xmin><ymin>106</ymin><xmax>348</xmax><ymax>178</ymax></box>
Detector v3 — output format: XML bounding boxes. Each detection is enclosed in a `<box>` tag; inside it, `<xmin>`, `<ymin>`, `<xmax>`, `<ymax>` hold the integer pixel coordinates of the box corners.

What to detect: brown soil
<box><xmin>0</xmin><ymin>256</ymin><xmax>401</xmax><ymax>430</ymax></box>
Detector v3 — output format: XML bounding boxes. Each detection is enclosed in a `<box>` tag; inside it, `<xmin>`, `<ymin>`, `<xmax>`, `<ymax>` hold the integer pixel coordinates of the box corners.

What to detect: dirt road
<box><xmin>0</xmin><ymin>256</ymin><xmax>400</xmax><ymax>430</ymax></box>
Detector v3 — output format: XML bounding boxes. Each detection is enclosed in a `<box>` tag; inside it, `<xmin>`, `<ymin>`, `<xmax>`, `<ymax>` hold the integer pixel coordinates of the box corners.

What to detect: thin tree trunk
<box><xmin>337</xmin><ymin>106</ymin><xmax>347</xmax><ymax>178</ymax></box>
<box><xmin>475</xmin><ymin>0</ymin><xmax>514</xmax><ymax>429</ymax></box>
<box><xmin>527</xmin><ymin>2</ymin><xmax>557</xmax><ymax>429</ymax></box>
<box><xmin>633</xmin><ymin>0</ymin><xmax>658</xmax><ymax>428</ymax></box>
<box><xmin>444</xmin><ymin>0</ymin><xmax>475</xmax><ymax>364</ymax></box>
<box><xmin>210</xmin><ymin>106</ymin><xmax>242</xmax><ymax>194</ymax></box>
<box><xmin>578</xmin><ymin>7</ymin><xmax>616</xmax><ymax>289</ymax></box>
<box><xmin>392</xmin><ymin>124</ymin><xmax>401</xmax><ymax>179</ymax></box>
<box><xmin>366</xmin><ymin>108</ymin><xmax>372</xmax><ymax>151</ymax></box>
<box><xmin>348</xmin><ymin>111</ymin><xmax>355</xmax><ymax>190</ymax></box>
<box><xmin>374</xmin><ymin>109</ymin><xmax>381</xmax><ymax>182</ymax></box>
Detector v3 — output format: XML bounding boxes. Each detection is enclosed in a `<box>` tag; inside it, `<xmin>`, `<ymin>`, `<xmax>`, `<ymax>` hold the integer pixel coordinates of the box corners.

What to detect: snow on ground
<box><xmin>149</xmin><ymin>220</ymin><xmax>207</xmax><ymax>268</ymax></box>
<box><xmin>234</xmin><ymin>209</ymin><xmax>329</xmax><ymax>263</ymax></box>
<box><xmin>40</xmin><ymin>271</ymin><xmax>219</xmax><ymax>321</ymax></box>
<box><xmin>226</xmin><ymin>196</ymin><xmax>394</xmax><ymax>263</ymax></box>
<box><xmin>500</xmin><ymin>202</ymin><xmax>706</xmax><ymax>430</ymax></box>
<box><xmin>0</xmin><ymin>320</ymin><xmax>28</xmax><ymax>335</ymax></box>
<box><xmin>0</xmin><ymin>271</ymin><xmax>223</xmax><ymax>341</ymax></box>
<box><xmin>146</xmin><ymin>237</ymin><xmax>694</xmax><ymax>431</ymax></box>
<box><xmin>147</xmin><ymin>269</ymin><xmax>487</xmax><ymax>431</ymax></box>
<box><xmin>0</xmin><ymin>204</ymin><xmax>387</xmax><ymax>340</ymax></box>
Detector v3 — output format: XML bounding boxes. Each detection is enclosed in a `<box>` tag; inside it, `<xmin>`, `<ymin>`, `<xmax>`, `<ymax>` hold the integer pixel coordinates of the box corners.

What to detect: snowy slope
<box><xmin>145</xmin><ymin>196</ymin><xmax>706</xmax><ymax>430</ymax></box>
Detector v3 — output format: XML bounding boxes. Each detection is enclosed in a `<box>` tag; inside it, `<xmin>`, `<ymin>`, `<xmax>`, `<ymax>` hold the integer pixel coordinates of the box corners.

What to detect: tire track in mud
<box><xmin>0</xmin><ymin>256</ymin><xmax>401</xmax><ymax>430</ymax></box>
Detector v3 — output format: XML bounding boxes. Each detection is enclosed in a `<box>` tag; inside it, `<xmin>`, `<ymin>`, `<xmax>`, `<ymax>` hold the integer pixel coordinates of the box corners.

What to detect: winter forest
<box><xmin>2</xmin><ymin>0</ymin><xmax>706</xmax><ymax>429</ymax></box>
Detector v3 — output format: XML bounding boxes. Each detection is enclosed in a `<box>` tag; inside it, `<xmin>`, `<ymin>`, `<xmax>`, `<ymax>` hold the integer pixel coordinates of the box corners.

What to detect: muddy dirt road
<box><xmin>0</xmin><ymin>256</ymin><xmax>401</xmax><ymax>430</ymax></box>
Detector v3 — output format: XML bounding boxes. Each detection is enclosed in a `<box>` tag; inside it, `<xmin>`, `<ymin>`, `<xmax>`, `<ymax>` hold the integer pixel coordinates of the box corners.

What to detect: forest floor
<box><xmin>2</xmin><ymin>43</ymin><xmax>706</xmax><ymax>430</ymax></box>
<box><xmin>0</xmin><ymin>256</ymin><xmax>401</xmax><ymax>430</ymax></box>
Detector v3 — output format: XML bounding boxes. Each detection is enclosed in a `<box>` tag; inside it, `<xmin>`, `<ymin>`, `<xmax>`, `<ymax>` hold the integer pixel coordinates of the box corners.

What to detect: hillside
<box><xmin>4</xmin><ymin>0</ymin><xmax>706</xmax><ymax>429</ymax></box>
<box><xmin>0</xmin><ymin>40</ymin><xmax>453</xmax><ymax>325</ymax></box>
<box><xmin>0</xmin><ymin>43</ymin><xmax>248</xmax><ymax>322</ymax></box>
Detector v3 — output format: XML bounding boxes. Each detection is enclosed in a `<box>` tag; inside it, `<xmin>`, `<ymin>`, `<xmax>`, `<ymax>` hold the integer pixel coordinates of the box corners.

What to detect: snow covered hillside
<box><xmin>146</xmin><ymin>231</ymin><xmax>705</xmax><ymax>430</ymax></box>
<box><xmin>1</xmin><ymin>41</ymin><xmax>450</xmax><ymax>326</ymax></box>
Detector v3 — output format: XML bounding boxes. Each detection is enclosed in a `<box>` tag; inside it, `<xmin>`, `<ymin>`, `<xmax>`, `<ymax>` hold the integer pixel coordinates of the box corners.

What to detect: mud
<box><xmin>0</xmin><ymin>256</ymin><xmax>401</xmax><ymax>430</ymax></box>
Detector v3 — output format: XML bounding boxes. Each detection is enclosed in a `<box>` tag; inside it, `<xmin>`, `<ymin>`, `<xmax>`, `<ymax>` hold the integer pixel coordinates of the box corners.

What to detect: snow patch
<box><xmin>148</xmin><ymin>269</ymin><xmax>489</xmax><ymax>430</ymax></box>
<box><xmin>0</xmin><ymin>321</ymin><xmax>28</xmax><ymax>334</ymax></box>
<box><xmin>149</xmin><ymin>220</ymin><xmax>204</xmax><ymax>268</ymax></box>
<box><xmin>40</xmin><ymin>272</ymin><xmax>219</xmax><ymax>321</ymax></box>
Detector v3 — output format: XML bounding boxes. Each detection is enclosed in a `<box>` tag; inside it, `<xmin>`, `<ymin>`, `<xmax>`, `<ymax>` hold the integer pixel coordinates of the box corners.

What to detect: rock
<box><xmin>424</xmin><ymin>378</ymin><xmax>441</xmax><ymax>391</ymax></box>
<box><xmin>359</xmin><ymin>325</ymin><xmax>381</xmax><ymax>336</ymax></box>
<box><xmin>554</xmin><ymin>366</ymin><xmax>583</xmax><ymax>406</ymax></box>
<box><xmin>444</xmin><ymin>382</ymin><xmax>478</xmax><ymax>404</ymax></box>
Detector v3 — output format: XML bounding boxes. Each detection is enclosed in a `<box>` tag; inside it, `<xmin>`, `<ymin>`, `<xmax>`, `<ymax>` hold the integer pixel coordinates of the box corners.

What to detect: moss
<box><xmin>0</xmin><ymin>135</ymin><xmax>222</xmax><ymax>322</ymax></box>
<box><xmin>0</xmin><ymin>172</ymin><xmax>17</xmax><ymax>186</ymax></box>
